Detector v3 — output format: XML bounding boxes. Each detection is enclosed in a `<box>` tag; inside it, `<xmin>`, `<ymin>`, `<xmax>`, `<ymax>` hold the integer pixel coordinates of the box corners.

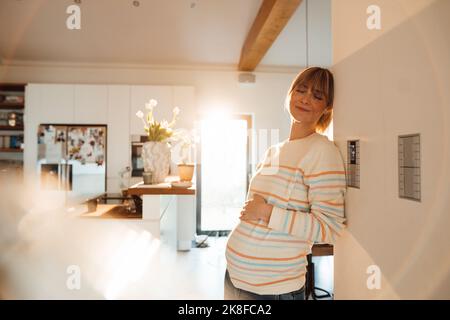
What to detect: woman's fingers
<box><xmin>240</xmin><ymin>199</ymin><xmax>259</xmax><ymax>221</ymax></box>
<box><xmin>240</xmin><ymin>208</ymin><xmax>249</xmax><ymax>220</ymax></box>
<box><xmin>253</xmin><ymin>194</ymin><xmax>265</xmax><ymax>202</ymax></box>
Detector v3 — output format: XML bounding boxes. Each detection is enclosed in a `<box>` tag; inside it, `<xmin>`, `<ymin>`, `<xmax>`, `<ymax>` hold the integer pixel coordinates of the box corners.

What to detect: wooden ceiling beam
<box><xmin>238</xmin><ymin>0</ymin><xmax>302</xmax><ymax>72</ymax></box>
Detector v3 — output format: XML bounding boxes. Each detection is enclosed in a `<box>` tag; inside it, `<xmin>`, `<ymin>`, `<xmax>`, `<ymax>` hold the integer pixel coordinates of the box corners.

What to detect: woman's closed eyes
<box><xmin>296</xmin><ymin>86</ymin><xmax>324</xmax><ymax>101</ymax></box>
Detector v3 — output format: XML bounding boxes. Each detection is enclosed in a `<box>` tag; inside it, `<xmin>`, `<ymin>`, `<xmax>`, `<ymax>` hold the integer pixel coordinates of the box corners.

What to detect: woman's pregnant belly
<box><xmin>225</xmin><ymin>220</ymin><xmax>311</xmax><ymax>272</ymax></box>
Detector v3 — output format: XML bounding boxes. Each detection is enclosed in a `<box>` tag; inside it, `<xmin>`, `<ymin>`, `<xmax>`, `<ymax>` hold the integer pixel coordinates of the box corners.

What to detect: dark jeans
<box><xmin>224</xmin><ymin>270</ymin><xmax>305</xmax><ymax>300</ymax></box>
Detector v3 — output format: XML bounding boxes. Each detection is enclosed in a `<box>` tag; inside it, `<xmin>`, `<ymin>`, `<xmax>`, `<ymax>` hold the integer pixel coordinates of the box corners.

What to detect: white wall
<box><xmin>332</xmin><ymin>0</ymin><xmax>450</xmax><ymax>299</ymax></box>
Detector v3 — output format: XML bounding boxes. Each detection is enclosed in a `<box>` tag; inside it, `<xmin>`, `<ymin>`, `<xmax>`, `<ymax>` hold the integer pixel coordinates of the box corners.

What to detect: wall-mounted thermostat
<box><xmin>398</xmin><ymin>134</ymin><xmax>421</xmax><ymax>202</ymax></box>
<box><xmin>347</xmin><ymin>140</ymin><xmax>360</xmax><ymax>188</ymax></box>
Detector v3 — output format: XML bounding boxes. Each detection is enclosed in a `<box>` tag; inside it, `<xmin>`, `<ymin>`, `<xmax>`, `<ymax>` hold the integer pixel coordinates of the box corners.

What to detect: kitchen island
<box><xmin>126</xmin><ymin>179</ymin><xmax>196</xmax><ymax>251</ymax></box>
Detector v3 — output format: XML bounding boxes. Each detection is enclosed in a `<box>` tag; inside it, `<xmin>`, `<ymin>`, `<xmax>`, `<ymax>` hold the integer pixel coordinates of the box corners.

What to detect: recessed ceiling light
<box><xmin>133</xmin><ymin>0</ymin><xmax>140</xmax><ymax>7</ymax></box>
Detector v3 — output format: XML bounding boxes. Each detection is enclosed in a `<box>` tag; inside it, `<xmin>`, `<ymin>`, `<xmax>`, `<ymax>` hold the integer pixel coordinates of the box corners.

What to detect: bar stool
<box><xmin>305</xmin><ymin>244</ymin><xmax>334</xmax><ymax>300</ymax></box>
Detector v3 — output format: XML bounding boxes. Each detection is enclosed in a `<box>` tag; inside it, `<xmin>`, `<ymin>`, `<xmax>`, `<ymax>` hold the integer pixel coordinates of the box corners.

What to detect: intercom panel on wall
<box><xmin>398</xmin><ymin>134</ymin><xmax>421</xmax><ymax>202</ymax></box>
<box><xmin>347</xmin><ymin>140</ymin><xmax>360</xmax><ymax>189</ymax></box>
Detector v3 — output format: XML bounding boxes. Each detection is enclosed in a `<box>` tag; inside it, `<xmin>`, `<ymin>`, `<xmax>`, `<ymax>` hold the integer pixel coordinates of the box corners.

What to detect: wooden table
<box><xmin>81</xmin><ymin>204</ymin><xmax>141</xmax><ymax>219</ymax></box>
<box><xmin>127</xmin><ymin>180</ymin><xmax>196</xmax><ymax>251</ymax></box>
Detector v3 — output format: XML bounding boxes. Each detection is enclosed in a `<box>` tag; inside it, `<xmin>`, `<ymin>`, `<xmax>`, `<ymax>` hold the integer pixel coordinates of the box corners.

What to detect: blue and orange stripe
<box><xmin>227</xmin><ymin>245</ymin><xmax>307</xmax><ymax>261</ymax></box>
<box><xmin>230</xmin><ymin>273</ymin><xmax>306</xmax><ymax>287</ymax></box>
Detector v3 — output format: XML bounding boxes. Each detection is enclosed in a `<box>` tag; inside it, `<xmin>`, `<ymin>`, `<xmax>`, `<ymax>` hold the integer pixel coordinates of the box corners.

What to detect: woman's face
<box><xmin>289</xmin><ymin>82</ymin><xmax>329</xmax><ymax>124</ymax></box>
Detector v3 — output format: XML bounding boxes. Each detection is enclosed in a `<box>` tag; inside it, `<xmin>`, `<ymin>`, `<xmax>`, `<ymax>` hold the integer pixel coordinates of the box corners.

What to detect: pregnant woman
<box><xmin>224</xmin><ymin>67</ymin><xmax>347</xmax><ymax>300</ymax></box>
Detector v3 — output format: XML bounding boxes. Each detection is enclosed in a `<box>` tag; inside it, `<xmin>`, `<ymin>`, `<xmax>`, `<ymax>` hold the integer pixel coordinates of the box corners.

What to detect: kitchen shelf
<box><xmin>0</xmin><ymin>84</ymin><xmax>26</xmax><ymax>92</ymax></box>
<box><xmin>0</xmin><ymin>83</ymin><xmax>26</xmax><ymax>167</ymax></box>
<box><xmin>0</xmin><ymin>103</ymin><xmax>24</xmax><ymax>109</ymax></box>
<box><xmin>0</xmin><ymin>126</ymin><xmax>24</xmax><ymax>131</ymax></box>
<box><xmin>0</xmin><ymin>148</ymin><xmax>23</xmax><ymax>153</ymax></box>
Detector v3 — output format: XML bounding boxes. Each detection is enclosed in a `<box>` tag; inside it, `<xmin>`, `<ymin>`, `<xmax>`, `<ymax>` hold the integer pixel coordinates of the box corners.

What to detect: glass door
<box><xmin>197</xmin><ymin>115</ymin><xmax>252</xmax><ymax>235</ymax></box>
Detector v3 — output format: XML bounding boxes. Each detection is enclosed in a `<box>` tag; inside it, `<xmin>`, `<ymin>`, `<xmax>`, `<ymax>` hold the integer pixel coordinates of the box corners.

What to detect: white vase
<box><xmin>142</xmin><ymin>141</ymin><xmax>171</xmax><ymax>183</ymax></box>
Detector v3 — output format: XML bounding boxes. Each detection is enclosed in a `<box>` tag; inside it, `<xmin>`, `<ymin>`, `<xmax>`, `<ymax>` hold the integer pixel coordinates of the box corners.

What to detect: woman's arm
<box><xmin>268</xmin><ymin>193</ymin><xmax>345</xmax><ymax>244</ymax></box>
<box><xmin>267</xmin><ymin>144</ymin><xmax>347</xmax><ymax>244</ymax></box>
<box><xmin>240</xmin><ymin>190</ymin><xmax>345</xmax><ymax>244</ymax></box>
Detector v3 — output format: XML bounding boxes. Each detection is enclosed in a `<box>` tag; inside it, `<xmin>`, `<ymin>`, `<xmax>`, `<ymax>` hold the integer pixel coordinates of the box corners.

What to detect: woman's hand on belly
<box><xmin>239</xmin><ymin>194</ymin><xmax>274</xmax><ymax>224</ymax></box>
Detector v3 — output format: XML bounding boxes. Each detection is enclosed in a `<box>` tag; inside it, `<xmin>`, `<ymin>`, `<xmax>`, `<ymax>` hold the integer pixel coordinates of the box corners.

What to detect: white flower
<box><xmin>173</xmin><ymin>107</ymin><xmax>180</xmax><ymax>116</ymax></box>
<box><xmin>136</xmin><ymin>110</ymin><xmax>144</xmax><ymax>119</ymax></box>
<box><xmin>146</xmin><ymin>99</ymin><xmax>158</xmax><ymax>110</ymax></box>
<box><xmin>161</xmin><ymin>120</ymin><xmax>169</xmax><ymax>128</ymax></box>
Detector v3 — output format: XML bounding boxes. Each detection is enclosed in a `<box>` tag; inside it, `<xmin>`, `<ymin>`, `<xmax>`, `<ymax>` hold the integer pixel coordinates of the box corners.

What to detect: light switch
<box><xmin>347</xmin><ymin>140</ymin><xmax>360</xmax><ymax>188</ymax></box>
<box><xmin>398</xmin><ymin>134</ymin><xmax>421</xmax><ymax>201</ymax></box>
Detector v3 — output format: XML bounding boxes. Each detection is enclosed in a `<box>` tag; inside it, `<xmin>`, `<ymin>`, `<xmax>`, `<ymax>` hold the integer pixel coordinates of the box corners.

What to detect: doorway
<box><xmin>196</xmin><ymin>115</ymin><xmax>252</xmax><ymax>235</ymax></box>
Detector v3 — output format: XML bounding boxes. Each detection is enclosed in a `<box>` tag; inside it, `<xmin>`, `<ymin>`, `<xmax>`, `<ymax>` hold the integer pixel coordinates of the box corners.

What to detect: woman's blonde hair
<box><xmin>287</xmin><ymin>67</ymin><xmax>334</xmax><ymax>134</ymax></box>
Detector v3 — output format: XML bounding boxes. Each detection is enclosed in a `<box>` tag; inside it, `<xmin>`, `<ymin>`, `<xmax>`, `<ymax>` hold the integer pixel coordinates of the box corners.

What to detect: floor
<box><xmin>0</xmin><ymin>210</ymin><xmax>333</xmax><ymax>300</ymax></box>
<box><xmin>116</xmin><ymin>235</ymin><xmax>334</xmax><ymax>300</ymax></box>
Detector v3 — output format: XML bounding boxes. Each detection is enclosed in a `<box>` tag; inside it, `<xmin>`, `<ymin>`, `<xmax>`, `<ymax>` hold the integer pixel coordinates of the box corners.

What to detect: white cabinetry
<box><xmin>40</xmin><ymin>84</ymin><xmax>75</xmax><ymax>123</ymax></box>
<box><xmin>74</xmin><ymin>85</ymin><xmax>108</xmax><ymax>124</ymax></box>
<box><xmin>107</xmin><ymin>85</ymin><xmax>131</xmax><ymax>192</ymax></box>
<box><xmin>24</xmin><ymin>84</ymin><xmax>74</xmax><ymax>179</ymax></box>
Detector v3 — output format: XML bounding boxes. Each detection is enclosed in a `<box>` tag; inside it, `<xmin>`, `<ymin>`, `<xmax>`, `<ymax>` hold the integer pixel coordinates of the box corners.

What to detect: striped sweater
<box><xmin>225</xmin><ymin>132</ymin><xmax>347</xmax><ymax>295</ymax></box>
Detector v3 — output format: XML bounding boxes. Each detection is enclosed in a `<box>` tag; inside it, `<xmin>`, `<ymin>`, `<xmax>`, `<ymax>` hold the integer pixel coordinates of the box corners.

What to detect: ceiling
<box><xmin>0</xmin><ymin>0</ymin><xmax>331</xmax><ymax>70</ymax></box>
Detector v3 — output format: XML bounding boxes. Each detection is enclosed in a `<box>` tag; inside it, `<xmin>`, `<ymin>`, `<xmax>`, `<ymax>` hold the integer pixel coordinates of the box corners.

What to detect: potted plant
<box><xmin>177</xmin><ymin>133</ymin><xmax>196</xmax><ymax>182</ymax></box>
<box><xmin>136</xmin><ymin>99</ymin><xmax>180</xmax><ymax>183</ymax></box>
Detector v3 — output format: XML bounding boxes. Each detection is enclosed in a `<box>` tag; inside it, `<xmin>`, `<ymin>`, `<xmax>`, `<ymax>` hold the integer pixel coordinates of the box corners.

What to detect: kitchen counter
<box><xmin>126</xmin><ymin>180</ymin><xmax>195</xmax><ymax>196</ymax></box>
<box><xmin>81</xmin><ymin>204</ymin><xmax>141</xmax><ymax>219</ymax></box>
<box><xmin>125</xmin><ymin>177</ymin><xmax>196</xmax><ymax>251</ymax></box>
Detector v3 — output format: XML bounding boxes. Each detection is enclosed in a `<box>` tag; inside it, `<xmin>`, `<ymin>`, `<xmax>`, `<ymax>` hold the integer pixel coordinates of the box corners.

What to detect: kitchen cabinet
<box><xmin>74</xmin><ymin>85</ymin><xmax>108</xmax><ymax>124</ymax></box>
<box><xmin>107</xmin><ymin>85</ymin><xmax>131</xmax><ymax>191</ymax></box>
